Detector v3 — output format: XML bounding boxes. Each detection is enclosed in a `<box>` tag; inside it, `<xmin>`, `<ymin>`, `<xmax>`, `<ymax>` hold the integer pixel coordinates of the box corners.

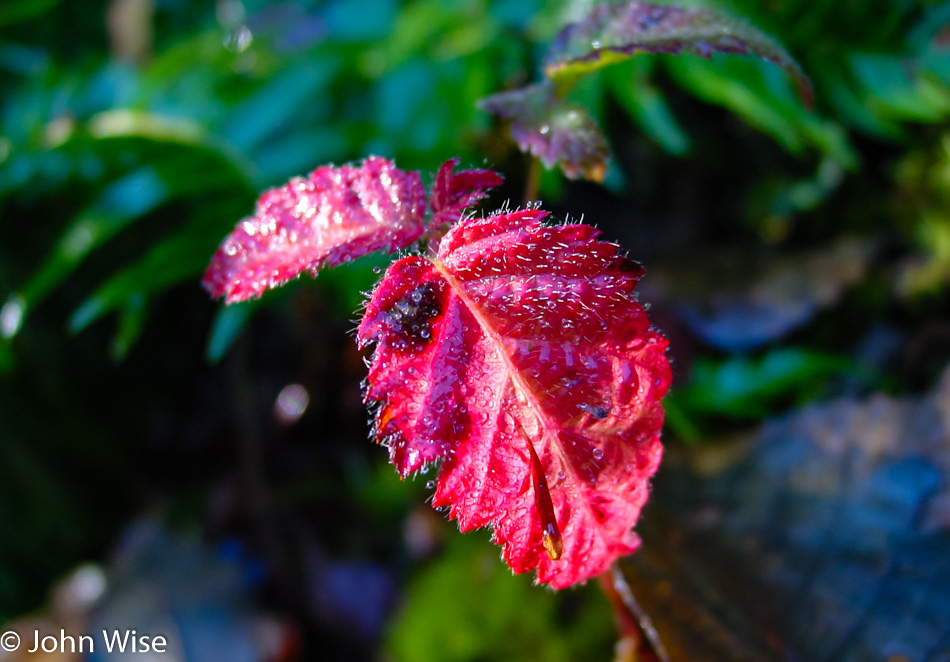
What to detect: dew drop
<box><xmin>0</xmin><ymin>294</ymin><xmax>25</xmax><ymax>339</ymax></box>
<box><xmin>274</xmin><ymin>383</ymin><xmax>309</xmax><ymax>425</ymax></box>
<box><xmin>223</xmin><ymin>25</ymin><xmax>253</xmax><ymax>52</ymax></box>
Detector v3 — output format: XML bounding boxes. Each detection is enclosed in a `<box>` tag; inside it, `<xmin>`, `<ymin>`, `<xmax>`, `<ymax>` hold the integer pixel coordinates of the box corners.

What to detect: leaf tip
<box><xmin>542</xmin><ymin>523</ymin><xmax>563</xmax><ymax>561</ymax></box>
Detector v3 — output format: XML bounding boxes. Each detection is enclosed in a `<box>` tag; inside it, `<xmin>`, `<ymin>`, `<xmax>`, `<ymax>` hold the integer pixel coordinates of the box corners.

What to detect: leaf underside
<box><xmin>358</xmin><ymin>210</ymin><xmax>670</xmax><ymax>588</ymax></box>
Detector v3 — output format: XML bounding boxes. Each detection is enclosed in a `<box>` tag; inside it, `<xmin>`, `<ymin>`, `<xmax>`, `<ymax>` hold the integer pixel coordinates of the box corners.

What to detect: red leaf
<box><xmin>427</xmin><ymin>158</ymin><xmax>504</xmax><ymax>237</ymax></box>
<box><xmin>358</xmin><ymin>210</ymin><xmax>670</xmax><ymax>588</ymax></box>
<box><xmin>203</xmin><ymin>156</ymin><xmax>426</xmax><ymax>303</ymax></box>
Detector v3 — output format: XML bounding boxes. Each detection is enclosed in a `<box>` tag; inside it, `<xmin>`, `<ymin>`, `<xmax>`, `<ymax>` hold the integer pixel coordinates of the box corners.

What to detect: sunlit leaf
<box><xmin>203</xmin><ymin>157</ymin><xmax>426</xmax><ymax>304</ymax></box>
<box><xmin>87</xmin><ymin>109</ymin><xmax>206</xmax><ymax>144</ymax></box>
<box><xmin>358</xmin><ymin>209</ymin><xmax>670</xmax><ymax>588</ymax></box>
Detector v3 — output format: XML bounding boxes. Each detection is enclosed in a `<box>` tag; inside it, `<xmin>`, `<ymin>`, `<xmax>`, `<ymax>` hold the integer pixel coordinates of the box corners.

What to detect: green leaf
<box><xmin>323</xmin><ymin>0</ymin><xmax>398</xmax><ymax>42</ymax></box>
<box><xmin>385</xmin><ymin>533</ymin><xmax>614</xmax><ymax>662</ymax></box>
<box><xmin>0</xmin><ymin>0</ymin><xmax>61</xmax><ymax>27</ymax></box>
<box><xmin>87</xmin><ymin>109</ymin><xmax>206</xmax><ymax>144</ymax></box>
<box><xmin>19</xmin><ymin>168</ymin><xmax>168</xmax><ymax>311</ymax></box>
<box><xmin>544</xmin><ymin>2</ymin><xmax>813</xmax><ymax>107</ymax></box>
<box><xmin>607</xmin><ymin>59</ymin><xmax>691</xmax><ymax>155</ymax></box>
<box><xmin>666</xmin><ymin>55</ymin><xmax>856</xmax><ymax>166</ymax></box>
<box><xmin>669</xmin><ymin>348</ymin><xmax>853</xmax><ymax>420</ymax></box>
<box><xmin>12</xmin><ymin>135</ymin><xmax>255</xmax><ymax>338</ymax></box>
<box><xmin>109</xmin><ymin>292</ymin><xmax>148</xmax><ymax>362</ymax></box>
<box><xmin>222</xmin><ymin>60</ymin><xmax>340</xmax><ymax>152</ymax></box>
<box><xmin>68</xmin><ymin>210</ymin><xmax>229</xmax><ymax>332</ymax></box>
<box><xmin>205</xmin><ymin>299</ymin><xmax>259</xmax><ymax>363</ymax></box>
<box><xmin>849</xmin><ymin>53</ymin><xmax>950</xmax><ymax>123</ymax></box>
<box><xmin>821</xmin><ymin>67</ymin><xmax>907</xmax><ymax>138</ymax></box>
<box><xmin>0</xmin><ymin>341</ymin><xmax>14</xmax><ymax>374</ymax></box>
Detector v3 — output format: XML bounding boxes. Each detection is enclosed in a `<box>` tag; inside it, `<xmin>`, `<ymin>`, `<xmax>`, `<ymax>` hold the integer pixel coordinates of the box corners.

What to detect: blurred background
<box><xmin>0</xmin><ymin>0</ymin><xmax>948</xmax><ymax>660</ymax></box>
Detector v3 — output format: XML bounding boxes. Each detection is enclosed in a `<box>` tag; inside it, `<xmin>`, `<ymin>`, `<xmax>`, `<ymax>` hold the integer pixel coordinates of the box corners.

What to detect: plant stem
<box><xmin>598</xmin><ymin>562</ymin><xmax>670</xmax><ymax>662</ymax></box>
<box><xmin>523</xmin><ymin>157</ymin><xmax>541</xmax><ymax>205</ymax></box>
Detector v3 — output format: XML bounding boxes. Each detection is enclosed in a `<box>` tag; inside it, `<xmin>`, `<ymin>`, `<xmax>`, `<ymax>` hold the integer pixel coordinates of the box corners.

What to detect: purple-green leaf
<box><xmin>478</xmin><ymin>83</ymin><xmax>610</xmax><ymax>181</ymax></box>
<box><xmin>544</xmin><ymin>2</ymin><xmax>813</xmax><ymax>108</ymax></box>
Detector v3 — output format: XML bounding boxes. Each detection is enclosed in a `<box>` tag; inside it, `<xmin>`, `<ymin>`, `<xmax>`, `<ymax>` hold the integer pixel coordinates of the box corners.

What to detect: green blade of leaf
<box><xmin>68</xmin><ymin>210</ymin><xmax>228</xmax><ymax>333</ymax></box>
<box><xmin>87</xmin><ymin>108</ymin><xmax>206</xmax><ymax>144</ymax></box>
<box><xmin>849</xmin><ymin>53</ymin><xmax>950</xmax><ymax>123</ymax></box>
<box><xmin>666</xmin><ymin>55</ymin><xmax>856</xmax><ymax>167</ymax></box>
<box><xmin>385</xmin><ymin>533</ymin><xmax>615</xmax><ymax>662</ymax></box>
<box><xmin>0</xmin><ymin>340</ymin><xmax>14</xmax><ymax>374</ymax></box>
<box><xmin>668</xmin><ymin>348</ymin><xmax>854</xmax><ymax>421</ymax></box>
<box><xmin>821</xmin><ymin>67</ymin><xmax>907</xmax><ymax>139</ymax></box>
<box><xmin>11</xmin><ymin>136</ymin><xmax>255</xmax><ymax>336</ymax></box>
<box><xmin>109</xmin><ymin>292</ymin><xmax>148</xmax><ymax>362</ymax></box>
<box><xmin>222</xmin><ymin>60</ymin><xmax>340</xmax><ymax>152</ymax></box>
<box><xmin>0</xmin><ymin>0</ymin><xmax>61</xmax><ymax>27</ymax></box>
<box><xmin>606</xmin><ymin>60</ymin><xmax>690</xmax><ymax>156</ymax></box>
<box><xmin>205</xmin><ymin>299</ymin><xmax>259</xmax><ymax>363</ymax></box>
<box><xmin>19</xmin><ymin>168</ymin><xmax>168</xmax><ymax>309</ymax></box>
<box><xmin>543</xmin><ymin>2</ymin><xmax>813</xmax><ymax>107</ymax></box>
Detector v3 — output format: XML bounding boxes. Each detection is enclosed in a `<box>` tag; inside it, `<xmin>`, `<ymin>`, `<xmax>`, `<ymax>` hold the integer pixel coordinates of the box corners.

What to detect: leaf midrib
<box><xmin>431</xmin><ymin>256</ymin><xmax>600</xmax><ymax>554</ymax></box>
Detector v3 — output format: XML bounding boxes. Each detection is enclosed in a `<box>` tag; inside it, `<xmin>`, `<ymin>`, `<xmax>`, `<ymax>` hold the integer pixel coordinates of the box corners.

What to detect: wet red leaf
<box><xmin>203</xmin><ymin>156</ymin><xmax>426</xmax><ymax>303</ymax></box>
<box><xmin>427</xmin><ymin>158</ymin><xmax>504</xmax><ymax>238</ymax></box>
<box><xmin>358</xmin><ymin>209</ymin><xmax>670</xmax><ymax>588</ymax></box>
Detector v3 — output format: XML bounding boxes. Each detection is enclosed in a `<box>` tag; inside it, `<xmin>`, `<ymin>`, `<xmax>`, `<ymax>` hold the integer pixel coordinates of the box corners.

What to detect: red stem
<box><xmin>597</xmin><ymin>562</ymin><xmax>670</xmax><ymax>662</ymax></box>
